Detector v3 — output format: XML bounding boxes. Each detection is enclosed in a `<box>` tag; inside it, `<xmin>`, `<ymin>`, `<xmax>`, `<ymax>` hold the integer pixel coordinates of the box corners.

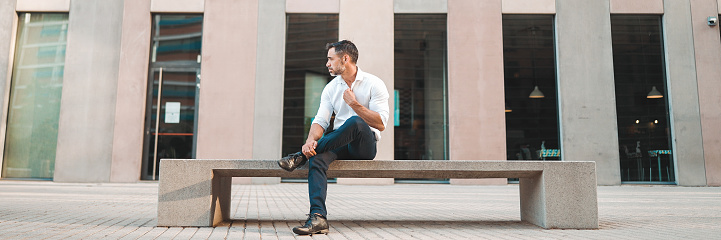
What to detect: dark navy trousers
<box><xmin>308</xmin><ymin>116</ymin><xmax>377</xmax><ymax>217</ymax></box>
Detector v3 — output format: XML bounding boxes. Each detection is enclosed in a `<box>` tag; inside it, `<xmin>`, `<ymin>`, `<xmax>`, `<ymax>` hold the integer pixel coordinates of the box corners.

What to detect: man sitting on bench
<box><xmin>278</xmin><ymin>40</ymin><xmax>390</xmax><ymax>235</ymax></box>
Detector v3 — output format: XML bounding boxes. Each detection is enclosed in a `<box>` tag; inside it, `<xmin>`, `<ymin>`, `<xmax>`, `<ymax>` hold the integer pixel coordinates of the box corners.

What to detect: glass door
<box><xmin>141</xmin><ymin>68</ymin><xmax>200</xmax><ymax>180</ymax></box>
<box><xmin>141</xmin><ymin>14</ymin><xmax>202</xmax><ymax>180</ymax></box>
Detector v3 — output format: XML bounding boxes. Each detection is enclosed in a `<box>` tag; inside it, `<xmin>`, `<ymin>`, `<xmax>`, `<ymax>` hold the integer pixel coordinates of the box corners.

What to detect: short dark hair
<box><xmin>325</xmin><ymin>40</ymin><xmax>358</xmax><ymax>63</ymax></box>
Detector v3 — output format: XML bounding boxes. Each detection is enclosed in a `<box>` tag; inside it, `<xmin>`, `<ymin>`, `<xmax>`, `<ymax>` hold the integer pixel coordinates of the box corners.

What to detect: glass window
<box><xmin>282</xmin><ymin>14</ymin><xmax>339</xmax><ymax>156</ymax></box>
<box><xmin>394</xmin><ymin>14</ymin><xmax>448</xmax><ymax>161</ymax></box>
<box><xmin>611</xmin><ymin>15</ymin><xmax>673</xmax><ymax>183</ymax></box>
<box><xmin>2</xmin><ymin>13</ymin><xmax>69</xmax><ymax>179</ymax></box>
<box><xmin>502</xmin><ymin>15</ymin><xmax>560</xmax><ymax>162</ymax></box>
<box><xmin>142</xmin><ymin>14</ymin><xmax>203</xmax><ymax>180</ymax></box>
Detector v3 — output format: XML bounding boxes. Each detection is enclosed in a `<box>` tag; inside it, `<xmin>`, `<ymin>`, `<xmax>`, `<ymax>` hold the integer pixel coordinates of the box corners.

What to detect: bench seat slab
<box><xmin>157</xmin><ymin>159</ymin><xmax>598</xmax><ymax>229</ymax></box>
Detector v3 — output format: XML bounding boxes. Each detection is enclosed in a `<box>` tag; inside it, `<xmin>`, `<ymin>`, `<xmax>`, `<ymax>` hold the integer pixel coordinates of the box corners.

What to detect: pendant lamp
<box><xmin>529</xmin><ymin>86</ymin><xmax>545</xmax><ymax>98</ymax></box>
<box><xmin>647</xmin><ymin>86</ymin><xmax>663</xmax><ymax>99</ymax></box>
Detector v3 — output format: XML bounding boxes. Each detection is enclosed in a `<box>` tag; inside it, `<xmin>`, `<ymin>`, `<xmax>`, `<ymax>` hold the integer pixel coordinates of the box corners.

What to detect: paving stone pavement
<box><xmin>0</xmin><ymin>180</ymin><xmax>719</xmax><ymax>239</ymax></box>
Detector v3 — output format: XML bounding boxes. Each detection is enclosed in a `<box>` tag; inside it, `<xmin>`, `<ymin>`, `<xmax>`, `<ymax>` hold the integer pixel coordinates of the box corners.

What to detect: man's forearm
<box><xmin>349</xmin><ymin>102</ymin><xmax>385</xmax><ymax>131</ymax></box>
<box><xmin>306</xmin><ymin>123</ymin><xmax>325</xmax><ymax>142</ymax></box>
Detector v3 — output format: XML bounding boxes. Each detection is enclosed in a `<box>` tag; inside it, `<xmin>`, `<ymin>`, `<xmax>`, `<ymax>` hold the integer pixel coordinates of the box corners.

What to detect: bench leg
<box><xmin>519</xmin><ymin>163</ymin><xmax>598</xmax><ymax>229</ymax></box>
<box><xmin>211</xmin><ymin>175</ymin><xmax>232</xmax><ymax>226</ymax></box>
<box><xmin>158</xmin><ymin>160</ymin><xmax>217</xmax><ymax>227</ymax></box>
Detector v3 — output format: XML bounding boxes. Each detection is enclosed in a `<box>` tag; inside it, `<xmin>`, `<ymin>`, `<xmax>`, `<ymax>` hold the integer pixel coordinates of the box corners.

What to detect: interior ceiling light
<box><xmin>529</xmin><ymin>86</ymin><xmax>545</xmax><ymax>98</ymax></box>
<box><xmin>647</xmin><ymin>86</ymin><xmax>663</xmax><ymax>98</ymax></box>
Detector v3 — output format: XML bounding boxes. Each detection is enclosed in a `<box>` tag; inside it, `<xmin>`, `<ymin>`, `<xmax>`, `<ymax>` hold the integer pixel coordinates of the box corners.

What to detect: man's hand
<box><xmin>342</xmin><ymin>88</ymin><xmax>386</xmax><ymax>131</ymax></box>
<box><xmin>343</xmin><ymin>88</ymin><xmax>358</xmax><ymax>107</ymax></box>
<box><xmin>302</xmin><ymin>139</ymin><xmax>318</xmax><ymax>158</ymax></box>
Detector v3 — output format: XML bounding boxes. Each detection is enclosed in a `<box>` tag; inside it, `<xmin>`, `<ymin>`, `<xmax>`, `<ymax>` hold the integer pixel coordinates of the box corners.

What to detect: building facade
<box><xmin>0</xmin><ymin>0</ymin><xmax>719</xmax><ymax>186</ymax></box>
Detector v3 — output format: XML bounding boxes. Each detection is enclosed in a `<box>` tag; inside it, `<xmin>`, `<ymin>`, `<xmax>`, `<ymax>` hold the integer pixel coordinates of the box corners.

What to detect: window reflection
<box><xmin>2</xmin><ymin>13</ymin><xmax>68</xmax><ymax>179</ymax></box>
<box><xmin>282</xmin><ymin>14</ymin><xmax>338</xmax><ymax>156</ymax></box>
<box><xmin>502</xmin><ymin>15</ymin><xmax>560</xmax><ymax>162</ymax></box>
<box><xmin>612</xmin><ymin>15</ymin><xmax>673</xmax><ymax>183</ymax></box>
<box><xmin>151</xmin><ymin>15</ymin><xmax>203</xmax><ymax>64</ymax></box>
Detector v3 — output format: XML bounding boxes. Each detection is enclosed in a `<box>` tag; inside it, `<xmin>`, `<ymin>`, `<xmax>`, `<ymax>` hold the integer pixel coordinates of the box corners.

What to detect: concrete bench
<box><xmin>157</xmin><ymin>159</ymin><xmax>598</xmax><ymax>229</ymax></box>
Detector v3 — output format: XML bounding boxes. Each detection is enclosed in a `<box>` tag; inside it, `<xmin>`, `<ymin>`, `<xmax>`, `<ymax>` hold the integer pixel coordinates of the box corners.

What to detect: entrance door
<box><xmin>140</xmin><ymin>14</ymin><xmax>202</xmax><ymax>180</ymax></box>
<box><xmin>141</xmin><ymin>67</ymin><xmax>200</xmax><ymax>180</ymax></box>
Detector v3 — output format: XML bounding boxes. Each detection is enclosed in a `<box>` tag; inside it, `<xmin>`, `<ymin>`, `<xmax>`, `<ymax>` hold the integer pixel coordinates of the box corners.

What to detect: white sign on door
<box><xmin>165</xmin><ymin>102</ymin><xmax>181</xmax><ymax>123</ymax></box>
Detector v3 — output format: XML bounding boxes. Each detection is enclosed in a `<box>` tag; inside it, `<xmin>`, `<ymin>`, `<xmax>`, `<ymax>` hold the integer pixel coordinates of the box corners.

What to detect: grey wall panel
<box><xmin>663</xmin><ymin>0</ymin><xmax>706</xmax><ymax>186</ymax></box>
<box><xmin>694</xmin><ymin>0</ymin><xmax>721</xmax><ymax>187</ymax></box>
<box><xmin>15</xmin><ymin>0</ymin><xmax>70</xmax><ymax>11</ymax></box>
<box><xmin>110</xmin><ymin>0</ymin><xmax>152</xmax><ymax>183</ymax></box>
<box><xmin>556</xmin><ymin>0</ymin><xmax>621</xmax><ymax>185</ymax></box>
<box><xmin>394</xmin><ymin>0</ymin><xmax>447</xmax><ymax>13</ymax></box>
<box><xmin>53</xmin><ymin>0</ymin><xmax>124</xmax><ymax>182</ymax></box>
<box><xmin>150</xmin><ymin>0</ymin><xmax>203</xmax><ymax>13</ymax></box>
<box><xmin>252</xmin><ymin>0</ymin><xmax>285</xmax><ymax>184</ymax></box>
<box><xmin>252</xmin><ymin>0</ymin><xmax>285</xmax><ymax>160</ymax></box>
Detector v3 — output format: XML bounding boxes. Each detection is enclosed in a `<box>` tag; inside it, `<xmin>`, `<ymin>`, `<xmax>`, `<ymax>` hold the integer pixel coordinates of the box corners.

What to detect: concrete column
<box><xmin>195</xmin><ymin>0</ymin><xmax>258</xmax><ymax>159</ymax></box>
<box><xmin>0</xmin><ymin>0</ymin><xmax>18</xmax><ymax>179</ymax></box>
<box><xmin>447</xmin><ymin>0</ymin><xmax>507</xmax><ymax>185</ymax></box>
<box><xmin>556</xmin><ymin>0</ymin><xmax>621</xmax><ymax>185</ymax></box>
<box><xmin>337</xmin><ymin>0</ymin><xmax>394</xmax><ymax>185</ymax></box>
<box><xmin>664</xmin><ymin>0</ymin><xmax>706</xmax><ymax>186</ymax></box>
<box><xmin>251</xmin><ymin>0</ymin><xmax>285</xmax><ymax>185</ymax></box>
<box><xmin>109</xmin><ymin>0</ymin><xmax>151</xmax><ymax>183</ymax></box>
<box><xmin>54</xmin><ymin>0</ymin><xmax>124</xmax><ymax>182</ymax></box>
<box><xmin>690</xmin><ymin>0</ymin><xmax>721</xmax><ymax>186</ymax></box>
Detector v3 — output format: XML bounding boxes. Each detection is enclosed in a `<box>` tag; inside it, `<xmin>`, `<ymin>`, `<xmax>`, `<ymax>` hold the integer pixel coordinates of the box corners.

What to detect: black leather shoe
<box><xmin>278</xmin><ymin>152</ymin><xmax>307</xmax><ymax>172</ymax></box>
<box><xmin>292</xmin><ymin>213</ymin><xmax>329</xmax><ymax>235</ymax></box>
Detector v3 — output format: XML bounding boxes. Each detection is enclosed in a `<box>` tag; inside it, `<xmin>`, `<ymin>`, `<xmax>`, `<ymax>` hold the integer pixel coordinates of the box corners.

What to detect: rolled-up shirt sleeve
<box><xmin>312</xmin><ymin>85</ymin><xmax>334</xmax><ymax>131</ymax></box>
<box><xmin>369</xmin><ymin>81</ymin><xmax>390</xmax><ymax>130</ymax></box>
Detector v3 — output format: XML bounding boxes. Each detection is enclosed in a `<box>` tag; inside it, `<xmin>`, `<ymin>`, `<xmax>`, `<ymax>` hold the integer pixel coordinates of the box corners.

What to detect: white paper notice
<box><xmin>165</xmin><ymin>102</ymin><xmax>181</xmax><ymax>123</ymax></box>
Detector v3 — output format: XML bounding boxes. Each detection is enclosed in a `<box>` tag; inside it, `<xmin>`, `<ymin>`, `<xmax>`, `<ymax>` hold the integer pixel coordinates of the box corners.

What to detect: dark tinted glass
<box><xmin>394</xmin><ymin>14</ymin><xmax>448</xmax><ymax>161</ymax></box>
<box><xmin>282</xmin><ymin>14</ymin><xmax>339</xmax><ymax>156</ymax></box>
<box><xmin>502</xmin><ymin>15</ymin><xmax>560</xmax><ymax>161</ymax></box>
<box><xmin>611</xmin><ymin>15</ymin><xmax>673</xmax><ymax>183</ymax></box>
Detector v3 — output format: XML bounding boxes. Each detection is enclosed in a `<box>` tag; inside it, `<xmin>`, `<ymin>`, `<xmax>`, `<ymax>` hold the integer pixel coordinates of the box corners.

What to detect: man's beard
<box><xmin>329</xmin><ymin>63</ymin><xmax>346</xmax><ymax>76</ymax></box>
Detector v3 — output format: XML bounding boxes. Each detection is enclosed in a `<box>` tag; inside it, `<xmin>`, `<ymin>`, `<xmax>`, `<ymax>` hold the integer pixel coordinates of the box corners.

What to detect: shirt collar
<box><xmin>355</xmin><ymin>67</ymin><xmax>365</xmax><ymax>82</ymax></box>
<box><xmin>336</xmin><ymin>66</ymin><xmax>365</xmax><ymax>86</ymax></box>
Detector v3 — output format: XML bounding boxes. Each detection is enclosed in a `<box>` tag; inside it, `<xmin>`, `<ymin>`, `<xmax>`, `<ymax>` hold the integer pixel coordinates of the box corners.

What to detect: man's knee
<box><xmin>346</xmin><ymin>116</ymin><xmax>368</xmax><ymax>129</ymax></box>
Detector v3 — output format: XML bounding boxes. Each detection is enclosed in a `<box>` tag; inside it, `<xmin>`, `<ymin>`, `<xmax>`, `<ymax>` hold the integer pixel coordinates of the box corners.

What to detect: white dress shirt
<box><xmin>312</xmin><ymin>67</ymin><xmax>390</xmax><ymax>141</ymax></box>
